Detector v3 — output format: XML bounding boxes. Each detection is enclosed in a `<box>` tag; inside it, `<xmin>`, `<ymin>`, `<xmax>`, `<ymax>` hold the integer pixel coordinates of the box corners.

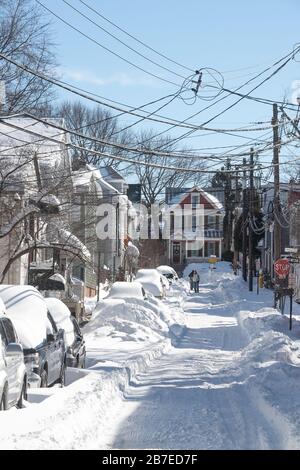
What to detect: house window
<box><xmin>191</xmin><ymin>194</ymin><xmax>199</xmax><ymax>208</ymax></box>
<box><xmin>205</xmin><ymin>242</ymin><xmax>216</xmax><ymax>257</ymax></box>
<box><xmin>207</xmin><ymin>215</ymin><xmax>215</xmax><ymax>229</ymax></box>
<box><xmin>192</xmin><ymin>214</ymin><xmax>197</xmax><ymax>232</ymax></box>
<box><xmin>187</xmin><ymin>242</ymin><xmax>203</xmax><ymax>258</ymax></box>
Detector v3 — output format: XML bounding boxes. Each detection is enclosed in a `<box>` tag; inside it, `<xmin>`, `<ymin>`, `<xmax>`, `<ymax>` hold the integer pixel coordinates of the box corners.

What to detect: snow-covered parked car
<box><xmin>156</xmin><ymin>265</ymin><xmax>179</xmax><ymax>283</ymax></box>
<box><xmin>0</xmin><ymin>299</ymin><xmax>27</xmax><ymax>410</ymax></box>
<box><xmin>45</xmin><ymin>298</ymin><xmax>86</xmax><ymax>368</ymax></box>
<box><xmin>135</xmin><ymin>269</ymin><xmax>166</xmax><ymax>298</ymax></box>
<box><xmin>0</xmin><ymin>286</ymin><xmax>66</xmax><ymax>388</ymax></box>
<box><xmin>107</xmin><ymin>281</ymin><xmax>147</xmax><ymax>301</ymax></box>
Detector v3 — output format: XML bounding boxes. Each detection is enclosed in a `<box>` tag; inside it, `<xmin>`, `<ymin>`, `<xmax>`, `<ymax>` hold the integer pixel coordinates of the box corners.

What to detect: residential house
<box><xmin>0</xmin><ymin>114</ymin><xmax>74</xmax><ymax>285</ymax></box>
<box><xmin>71</xmin><ymin>164</ymin><xmax>135</xmax><ymax>293</ymax></box>
<box><xmin>164</xmin><ymin>187</ymin><xmax>224</xmax><ymax>270</ymax></box>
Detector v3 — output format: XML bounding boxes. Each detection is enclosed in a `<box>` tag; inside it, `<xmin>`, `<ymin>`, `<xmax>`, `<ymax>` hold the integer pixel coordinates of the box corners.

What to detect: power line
<box><xmin>78</xmin><ymin>0</ymin><xmax>194</xmax><ymax>74</ymax></box>
<box><xmin>149</xmin><ymin>46</ymin><xmax>300</xmax><ymax>151</ymax></box>
<box><xmin>0</xmin><ymin>113</ymin><xmax>289</xmax><ymax>165</ymax></box>
<box><xmin>61</xmin><ymin>0</ymin><xmax>187</xmax><ymax>80</ymax></box>
<box><xmin>36</xmin><ymin>0</ymin><xmax>184</xmax><ymax>89</ymax></box>
<box><xmin>1</xmin><ymin>117</ymin><xmax>299</xmax><ymax>174</ymax></box>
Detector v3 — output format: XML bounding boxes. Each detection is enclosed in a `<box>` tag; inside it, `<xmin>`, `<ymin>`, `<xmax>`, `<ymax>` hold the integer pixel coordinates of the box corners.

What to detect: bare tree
<box><xmin>55</xmin><ymin>100</ymin><xmax>133</xmax><ymax>169</ymax></box>
<box><xmin>132</xmin><ymin>131</ymin><xmax>206</xmax><ymax>205</ymax></box>
<box><xmin>0</xmin><ymin>0</ymin><xmax>56</xmax><ymax>113</ymax></box>
<box><xmin>0</xmin><ymin>117</ymin><xmax>95</xmax><ymax>284</ymax></box>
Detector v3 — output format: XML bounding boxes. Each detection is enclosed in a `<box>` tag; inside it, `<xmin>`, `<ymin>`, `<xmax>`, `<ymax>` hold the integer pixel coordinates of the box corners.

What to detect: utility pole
<box><xmin>272</xmin><ymin>103</ymin><xmax>281</xmax><ymax>268</ymax></box>
<box><xmin>242</xmin><ymin>157</ymin><xmax>247</xmax><ymax>282</ymax></box>
<box><xmin>97</xmin><ymin>251</ymin><xmax>101</xmax><ymax>302</ymax></box>
<box><xmin>248</xmin><ymin>148</ymin><xmax>254</xmax><ymax>292</ymax></box>
<box><xmin>224</xmin><ymin>158</ymin><xmax>232</xmax><ymax>252</ymax></box>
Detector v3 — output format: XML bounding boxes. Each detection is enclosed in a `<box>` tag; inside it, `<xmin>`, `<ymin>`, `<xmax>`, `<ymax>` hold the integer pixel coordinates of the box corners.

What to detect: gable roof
<box><xmin>167</xmin><ymin>186</ymin><xmax>223</xmax><ymax>211</ymax></box>
<box><xmin>100</xmin><ymin>166</ymin><xmax>125</xmax><ymax>181</ymax></box>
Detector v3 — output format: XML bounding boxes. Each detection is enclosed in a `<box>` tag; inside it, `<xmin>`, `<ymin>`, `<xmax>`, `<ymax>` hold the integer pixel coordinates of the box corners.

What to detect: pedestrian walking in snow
<box><xmin>189</xmin><ymin>270</ymin><xmax>195</xmax><ymax>291</ymax></box>
<box><xmin>192</xmin><ymin>271</ymin><xmax>200</xmax><ymax>293</ymax></box>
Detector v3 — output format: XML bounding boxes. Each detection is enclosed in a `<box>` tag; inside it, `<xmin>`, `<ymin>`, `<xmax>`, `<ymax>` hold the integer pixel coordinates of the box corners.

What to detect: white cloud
<box><xmin>60</xmin><ymin>68</ymin><xmax>157</xmax><ymax>88</ymax></box>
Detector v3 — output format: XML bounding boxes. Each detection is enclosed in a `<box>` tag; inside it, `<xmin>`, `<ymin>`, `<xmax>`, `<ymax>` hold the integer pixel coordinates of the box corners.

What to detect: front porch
<box><xmin>168</xmin><ymin>239</ymin><xmax>222</xmax><ymax>271</ymax></box>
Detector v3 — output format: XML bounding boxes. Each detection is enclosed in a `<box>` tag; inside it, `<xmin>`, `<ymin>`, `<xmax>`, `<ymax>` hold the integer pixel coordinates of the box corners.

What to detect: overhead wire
<box><xmin>1</xmin><ymin>117</ymin><xmax>300</xmax><ymax>174</ymax></box>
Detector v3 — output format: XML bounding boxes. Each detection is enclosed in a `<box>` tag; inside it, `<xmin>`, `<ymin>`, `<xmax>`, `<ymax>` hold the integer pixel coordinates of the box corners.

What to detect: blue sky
<box><xmin>39</xmin><ymin>0</ymin><xmax>300</xmax><ymax>175</ymax></box>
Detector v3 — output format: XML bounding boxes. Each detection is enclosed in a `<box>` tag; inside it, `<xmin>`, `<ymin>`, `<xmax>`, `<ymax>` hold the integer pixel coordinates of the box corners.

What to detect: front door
<box><xmin>172</xmin><ymin>242</ymin><xmax>181</xmax><ymax>264</ymax></box>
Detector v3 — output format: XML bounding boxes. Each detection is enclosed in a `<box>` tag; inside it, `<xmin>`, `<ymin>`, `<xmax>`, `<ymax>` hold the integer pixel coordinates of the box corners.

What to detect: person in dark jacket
<box><xmin>192</xmin><ymin>270</ymin><xmax>200</xmax><ymax>293</ymax></box>
<box><xmin>188</xmin><ymin>270</ymin><xmax>194</xmax><ymax>291</ymax></box>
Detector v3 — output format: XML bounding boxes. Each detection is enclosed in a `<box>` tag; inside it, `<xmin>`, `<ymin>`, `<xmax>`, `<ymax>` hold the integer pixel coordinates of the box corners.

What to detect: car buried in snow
<box><xmin>45</xmin><ymin>298</ymin><xmax>86</xmax><ymax>368</ymax></box>
<box><xmin>0</xmin><ymin>285</ymin><xmax>66</xmax><ymax>388</ymax></box>
<box><xmin>106</xmin><ymin>281</ymin><xmax>147</xmax><ymax>301</ymax></box>
<box><xmin>0</xmin><ymin>299</ymin><xmax>27</xmax><ymax>410</ymax></box>
<box><xmin>156</xmin><ymin>265</ymin><xmax>179</xmax><ymax>283</ymax></box>
<box><xmin>135</xmin><ymin>269</ymin><xmax>167</xmax><ymax>298</ymax></box>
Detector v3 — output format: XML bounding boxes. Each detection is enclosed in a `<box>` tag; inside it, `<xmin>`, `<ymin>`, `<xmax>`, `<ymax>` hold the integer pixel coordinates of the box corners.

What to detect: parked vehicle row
<box><xmin>106</xmin><ymin>265</ymin><xmax>179</xmax><ymax>305</ymax></box>
<box><xmin>0</xmin><ymin>286</ymin><xmax>85</xmax><ymax>411</ymax></box>
<box><xmin>0</xmin><ymin>265</ymin><xmax>178</xmax><ymax>411</ymax></box>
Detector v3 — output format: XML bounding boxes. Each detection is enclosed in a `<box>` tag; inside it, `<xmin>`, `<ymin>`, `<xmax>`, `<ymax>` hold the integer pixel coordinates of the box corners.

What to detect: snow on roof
<box><xmin>201</xmin><ymin>190</ymin><xmax>223</xmax><ymax>210</ymax></box>
<box><xmin>49</xmin><ymin>273</ymin><xmax>66</xmax><ymax>285</ymax></box>
<box><xmin>100</xmin><ymin>166</ymin><xmax>125</xmax><ymax>181</ymax></box>
<box><xmin>166</xmin><ymin>187</ymin><xmax>223</xmax><ymax>211</ymax></box>
<box><xmin>47</xmin><ymin>222</ymin><xmax>91</xmax><ymax>261</ymax></box>
<box><xmin>72</xmin><ymin>164</ymin><xmax>119</xmax><ymax>195</ymax></box>
<box><xmin>0</xmin><ymin>116</ymin><xmax>71</xmax><ymax>190</ymax></box>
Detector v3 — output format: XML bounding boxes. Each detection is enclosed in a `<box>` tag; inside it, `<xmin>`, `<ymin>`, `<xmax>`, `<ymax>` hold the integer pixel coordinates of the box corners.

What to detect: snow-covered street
<box><xmin>102</xmin><ymin>266</ymin><xmax>300</xmax><ymax>450</ymax></box>
<box><xmin>1</xmin><ymin>263</ymin><xmax>300</xmax><ymax>449</ymax></box>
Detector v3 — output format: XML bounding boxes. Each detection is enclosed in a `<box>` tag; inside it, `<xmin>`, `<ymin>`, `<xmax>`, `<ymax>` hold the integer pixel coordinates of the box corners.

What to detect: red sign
<box><xmin>274</xmin><ymin>258</ymin><xmax>290</xmax><ymax>278</ymax></box>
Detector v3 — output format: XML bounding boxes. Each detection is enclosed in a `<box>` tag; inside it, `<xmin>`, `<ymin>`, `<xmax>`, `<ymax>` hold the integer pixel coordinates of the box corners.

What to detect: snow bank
<box><xmin>83</xmin><ymin>297</ymin><xmax>168</xmax><ymax>343</ymax></box>
<box><xmin>0</xmin><ymin>340</ymin><xmax>170</xmax><ymax>449</ymax></box>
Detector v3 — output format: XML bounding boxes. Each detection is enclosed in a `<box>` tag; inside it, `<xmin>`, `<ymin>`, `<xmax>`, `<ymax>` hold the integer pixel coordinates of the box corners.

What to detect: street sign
<box><xmin>274</xmin><ymin>258</ymin><xmax>290</xmax><ymax>279</ymax></box>
<box><xmin>285</xmin><ymin>247</ymin><xmax>298</xmax><ymax>253</ymax></box>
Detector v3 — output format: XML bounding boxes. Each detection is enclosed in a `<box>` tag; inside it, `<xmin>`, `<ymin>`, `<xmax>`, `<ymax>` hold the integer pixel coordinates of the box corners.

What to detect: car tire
<box><xmin>17</xmin><ymin>378</ymin><xmax>27</xmax><ymax>409</ymax></box>
<box><xmin>59</xmin><ymin>364</ymin><xmax>66</xmax><ymax>387</ymax></box>
<box><xmin>40</xmin><ymin>369</ymin><xmax>48</xmax><ymax>388</ymax></box>
<box><xmin>0</xmin><ymin>384</ymin><xmax>8</xmax><ymax>410</ymax></box>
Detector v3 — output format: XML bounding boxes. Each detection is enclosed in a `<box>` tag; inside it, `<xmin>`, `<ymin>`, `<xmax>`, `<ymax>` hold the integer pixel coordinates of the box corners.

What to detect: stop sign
<box><xmin>274</xmin><ymin>258</ymin><xmax>290</xmax><ymax>278</ymax></box>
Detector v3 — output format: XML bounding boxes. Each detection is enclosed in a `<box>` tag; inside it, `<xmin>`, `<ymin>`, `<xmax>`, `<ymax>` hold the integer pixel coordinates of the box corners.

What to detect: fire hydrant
<box><xmin>259</xmin><ymin>269</ymin><xmax>264</xmax><ymax>289</ymax></box>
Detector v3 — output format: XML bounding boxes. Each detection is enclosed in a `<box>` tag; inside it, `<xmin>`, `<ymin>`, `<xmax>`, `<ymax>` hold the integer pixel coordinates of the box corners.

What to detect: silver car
<box><xmin>0</xmin><ymin>304</ymin><xmax>27</xmax><ymax>410</ymax></box>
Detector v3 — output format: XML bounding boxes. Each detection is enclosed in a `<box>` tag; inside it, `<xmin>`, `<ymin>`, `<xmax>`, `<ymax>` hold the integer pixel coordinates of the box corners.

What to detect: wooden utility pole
<box><xmin>272</xmin><ymin>103</ymin><xmax>281</xmax><ymax>266</ymax></box>
<box><xmin>97</xmin><ymin>251</ymin><xmax>101</xmax><ymax>302</ymax></box>
<box><xmin>248</xmin><ymin>148</ymin><xmax>254</xmax><ymax>292</ymax></box>
<box><xmin>242</xmin><ymin>157</ymin><xmax>247</xmax><ymax>282</ymax></box>
<box><xmin>224</xmin><ymin>157</ymin><xmax>232</xmax><ymax>252</ymax></box>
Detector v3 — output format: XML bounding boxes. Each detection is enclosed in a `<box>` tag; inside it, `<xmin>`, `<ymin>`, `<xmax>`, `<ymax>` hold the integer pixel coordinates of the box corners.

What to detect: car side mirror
<box><xmin>6</xmin><ymin>343</ymin><xmax>23</xmax><ymax>356</ymax></box>
<box><xmin>47</xmin><ymin>333</ymin><xmax>55</xmax><ymax>343</ymax></box>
